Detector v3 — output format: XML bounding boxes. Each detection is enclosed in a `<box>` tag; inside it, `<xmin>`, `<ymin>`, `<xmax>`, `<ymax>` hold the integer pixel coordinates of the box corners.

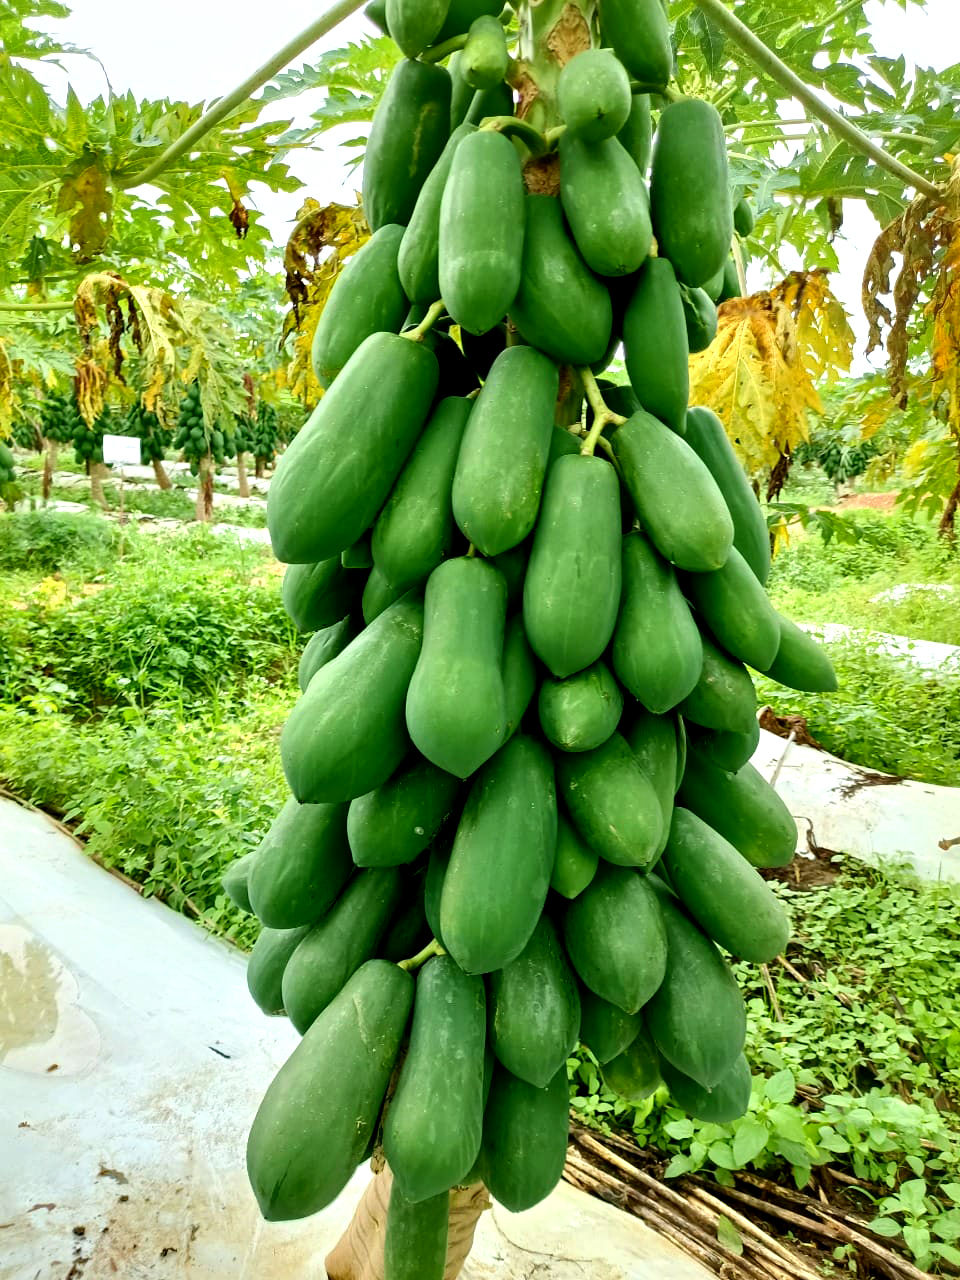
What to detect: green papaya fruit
<box><xmin>564</xmin><ymin>866</ymin><xmax>666</xmax><ymax>1013</ymax></box>
<box><xmin>386</xmin><ymin>0</ymin><xmax>450</xmax><ymax>58</ymax></box>
<box><xmin>398</xmin><ymin>124</ymin><xmax>475</xmax><ymax>305</ymax></box>
<box><xmin>578</xmin><ymin>987</ymin><xmax>643</xmax><ymax>1063</ymax></box>
<box><xmin>612</xmin><ymin>531</ymin><xmax>703</xmax><ymax>713</ymax></box>
<box><xmin>680</xmin><ymin>285</ymin><xmax>718</xmax><ymax>353</ymax></box>
<box><xmin>539</xmin><ymin>661</ymin><xmax>623</xmax><ymax>753</ymax></box>
<box><xmin>281</xmin><ymin>868</ymin><xmax>402</xmax><ymax>1033</ymax></box>
<box><xmin>660</xmin><ymin>1053</ymin><xmax>752</xmax><ymax>1124</ymax></box>
<box><xmin>557</xmin><ymin>732</ymin><xmax>662</xmax><ymax>870</ymax></box>
<box><xmin>481</xmin><ymin>1066</ymin><xmax>570</xmax><ymax>1211</ymax></box>
<box><xmin>650</xmin><ymin>99</ymin><xmax>733</xmax><ymax>288</ymax></box>
<box><xmin>502</xmin><ymin>614</ymin><xmax>537</xmax><ymax>740</ymax></box>
<box><xmin>268</xmin><ymin>333</ymin><xmax>438</xmax><ymax>565</ymax></box>
<box><xmin>347</xmin><ymin>756</ymin><xmax>460</xmax><ymax>868</ymax></box>
<box><xmin>439</xmin><ymin>130</ymin><xmax>525</xmax><ymax>335</ymax></box>
<box><xmin>298</xmin><ymin>617</ymin><xmax>356</xmax><ymax>692</ymax></box>
<box><xmin>435</xmin><ymin>0</ymin><xmax>501</xmax><ymax>43</ymax></box>
<box><xmin>677</xmin><ymin>751</ymin><xmax>797</xmax><ymax>869</ymax></box>
<box><xmin>611</xmin><ymin>410</ymin><xmax>734</xmax><ymax>572</ymax></box>
<box><xmin>310</xmin><ymin>225</ymin><xmax>408</xmax><ymax>389</ymax></box>
<box><xmin>223</xmin><ymin>851</ymin><xmax>256</xmax><ymax>914</ymax></box>
<box><xmin>281</xmin><ymin>595</ymin><xmax>423</xmax><ymax>805</ymax></box>
<box><xmin>523</xmin><ymin>454</ymin><xmax>622</xmax><ymax>678</ymax></box>
<box><xmin>664</xmin><ymin>808</ymin><xmax>791</xmax><ymax>961</ymax></box>
<box><xmin>461</xmin><ymin>14</ymin><xmax>508</xmax><ymax>89</ymax></box>
<box><xmin>281</xmin><ymin>558</ymin><xmax>357</xmax><ymax>634</ymax></box>
<box><xmin>619</xmin><ymin>92</ymin><xmax>653</xmax><ymax>173</ymax></box>
<box><xmin>622</xmin><ymin>257</ymin><xmax>689</xmax><ymax>433</ymax></box>
<box><xmin>246</xmin><ymin>924</ymin><xmax>311</xmax><ymax>1016</ymax></box>
<box><xmin>362</xmin><ymin>565</ymin><xmax>405</xmax><ymax>624</ymax></box>
<box><xmin>623</xmin><ymin>708</ymin><xmax>679</xmax><ymax>859</ymax></box>
<box><xmin>718</xmin><ymin>256</ymin><xmax>741</xmax><ymax>301</ymax></box>
<box><xmin>405</xmin><ymin>557</ymin><xmax>507</xmax><ymax>778</ymax></box>
<box><xmin>601</xmin><ymin>1025</ymin><xmax>661</xmax><ymax>1101</ymax></box>
<box><xmin>683</xmin><ymin>547</ymin><xmax>781</xmax><ymax>671</ymax></box>
<box><xmin>464</xmin><ymin>78</ymin><xmax>514</xmax><ymax>125</ymax></box>
<box><xmin>247</xmin><ymin>960</ymin><xmax>412</xmax><ymax>1220</ymax></box>
<box><xmin>559</xmin><ymin>133</ymin><xmax>651</xmax><ymax>277</ymax></box>
<box><xmin>379</xmin><ymin>885</ymin><xmax>431</xmax><ymax>961</ymax></box>
<box><xmin>550</xmin><ymin>813</ymin><xmax>599</xmax><ymax>899</ymax></box>
<box><xmin>440</xmin><ymin>735</ymin><xmax>556</xmax><ymax>974</ymax></box>
<box><xmin>734</xmin><ymin>196</ymin><xmax>755</xmax><ymax>237</ymax></box>
<box><xmin>645</xmin><ymin>886</ymin><xmax>747</xmax><ymax>1088</ymax></box>
<box><xmin>384</xmin><ymin>955</ymin><xmax>486</xmax><ymax>1201</ymax></box>
<box><xmin>488</xmin><ymin>916</ymin><xmax>580</xmax><ymax>1088</ymax></box>
<box><xmin>557</xmin><ymin>49</ymin><xmax>631</xmax><ymax>142</ymax></box>
<box><xmin>424</xmin><ymin>842</ymin><xmax>450</xmax><ymax>945</ymax></box>
<box><xmin>683</xmin><ymin>406</ymin><xmax>771</xmax><ymax>583</ymax></box>
<box><xmin>678</xmin><ymin>633</ymin><xmax>757</xmax><ymax>736</ymax></box>
<box><xmin>760</xmin><ymin>617</ymin><xmax>838</xmax><ymax>692</ymax></box>
<box><xmin>341</xmin><ymin>536</ymin><xmax>374</xmax><ymax>569</ymax></box>
<box><xmin>247</xmin><ymin>797</ymin><xmax>353</xmax><ymax>930</ymax></box>
<box><xmin>452</xmin><ymin>345</ymin><xmax>558</xmax><ymax>556</ymax></box>
<box><xmin>597</xmin><ymin>0</ymin><xmax>672</xmax><ymax>86</ymax></box>
<box><xmin>363</xmin><ymin>60</ymin><xmax>452</xmax><ymax>231</ymax></box>
<box><xmin>372</xmin><ymin>396</ymin><xmax>472</xmax><ymax>590</ymax></box>
<box><xmin>385</xmin><ymin>1184</ymin><xmax>449</xmax><ymax>1280</ymax></box>
<box><xmin>685</xmin><ymin>719</ymin><xmax>760</xmax><ymax>773</ymax></box>
<box><xmin>509</xmin><ymin>195</ymin><xmax>613</xmax><ymax>366</ymax></box>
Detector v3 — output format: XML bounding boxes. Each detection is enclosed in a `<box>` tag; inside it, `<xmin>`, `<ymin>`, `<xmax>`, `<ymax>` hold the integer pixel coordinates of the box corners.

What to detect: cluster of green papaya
<box><xmin>249</xmin><ymin>402</ymin><xmax>282</xmax><ymax>472</ymax></box>
<box><xmin>172</xmin><ymin>382</ymin><xmax>233</xmax><ymax>474</ymax></box>
<box><xmin>126</xmin><ymin>401</ymin><xmax>172</xmax><ymax>465</ymax></box>
<box><xmin>72</xmin><ymin>406</ymin><xmax>110</xmax><ymax>467</ymax></box>
<box><xmin>225</xmin><ymin>1</ymin><xmax>837</xmax><ymax>1271</ymax></box>
<box><xmin>0</xmin><ymin>439</ymin><xmax>15</xmax><ymax>487</ymax></box>
<box><xmin>39</xmin><ymin>389</ymin><xmax>81</xmax><ymax>446</ymax></box>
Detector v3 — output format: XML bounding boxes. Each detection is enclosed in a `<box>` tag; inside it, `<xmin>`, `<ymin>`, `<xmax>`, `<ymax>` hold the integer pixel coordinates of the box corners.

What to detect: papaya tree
<box><xmin>205</xmin><ymin>2</ymin><xmax>958</xmax><ymax>1278</ymax></box>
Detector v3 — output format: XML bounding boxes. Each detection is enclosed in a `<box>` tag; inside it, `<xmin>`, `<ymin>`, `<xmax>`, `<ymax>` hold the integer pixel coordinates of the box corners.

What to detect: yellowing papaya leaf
<box><xmin>928</xmin><ymin>195</ymin><xmax>960</xmax><ymax>435</ymax></box>
<box><xmin>73</xmin><ymin>270</ymin><xmax>245</xmax><ymax>430</ymax></box>
<box><xmin>0</xmin><ymin>338</ymin><xmax>13</xmax><ymax>438</ymax></box>
<box><xmin>56</xmin><ymin>161</ymin><xmax>113</xmax><ymax>260</ymax></box>
<box><xmin>690</xmin><ymin>271</ymin><xmax>852</xmax><ymax>476</ymax></box>
<box><xmin>282</xmin><ymin>200</ymin><xmax>370</xmax><ymax>406</ymax></box>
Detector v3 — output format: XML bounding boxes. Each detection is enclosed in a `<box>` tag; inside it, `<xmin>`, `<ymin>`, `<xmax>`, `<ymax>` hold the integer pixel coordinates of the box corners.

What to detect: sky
<box><xmin>35</xmin><ymin>0</ymin><xmax>959</xmax><ymax>366</ymax></box>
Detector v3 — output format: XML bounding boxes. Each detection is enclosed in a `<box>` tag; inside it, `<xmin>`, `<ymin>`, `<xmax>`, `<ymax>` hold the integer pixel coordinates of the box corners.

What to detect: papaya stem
<box><xmin>595</xmin><ymin>433</ymin><xmax>624</xmax><ymax>479</ymax></box>
<box><xmin>688</xmin><ymin>0</ymin><xmax>941</xmax><ymax>200</ymax></box>
<box><xmin>0</xmin><ymin>299</ymin><xmax>74</xmax><ymax>313</ymax></box>
<box><xmin>398</xmin><ymin>938</ymin><xmax>445</xmax><ymax>971</ymax></box>
<box><xmin>121</xmin><ymin>0</ymin><xmax>367</xmax><ymax>188</ymax></box>
<box><xmin>543</xmin><ymin>124</ymin><xmax>566</xmax><ymax>147</ymax></box>
<box><xmin>402</xmin><ymin>299</ymin><xmax>446</xmax><ymax>342</ymax></box>
<box><xmin>731</xmin><ymin>235</ymin><xmax>748</xmax><ymax>295</ymax></box>
<box><xmin>479</xmin><ymin>116</ymin><xmax>547</xmax><ymax>155</ymax></box>
<box><xmin>421</xmin><ymin>32</ymin><xmax>469</xmax><ymax>62</ymax></box>
<box><xmin>577</xmin><ymin>366</ymin><xmax>627</xmax><ymax>457</ymax></box>
<box><xmin>466</xmin><ymin>542</ymin><xmax>478</xmax><ymax>557</ymax></box>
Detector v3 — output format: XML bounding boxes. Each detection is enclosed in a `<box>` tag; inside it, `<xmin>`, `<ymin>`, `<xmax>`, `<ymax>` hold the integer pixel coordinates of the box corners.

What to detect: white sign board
<box><xmin>102</xmin><ymin>433</ymin><xmax>141</xmax><ymax>467</ymax></box>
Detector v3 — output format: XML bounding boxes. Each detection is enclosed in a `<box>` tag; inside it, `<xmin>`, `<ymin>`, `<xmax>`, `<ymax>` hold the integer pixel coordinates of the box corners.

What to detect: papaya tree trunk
<box><xmin>236</xmin><ymin>451</ymin><xmax>251</xmax><ymax>498</ymax></box>
<box><xmin>325</xmin><ymin>1166</ymin><xmax>489</xmax><ymax>1280</ymax></box>
<box><xmin>938</xmin><ymin>479</ymin><xmax>960</xmax><ymax>542</ymax></box>
<box><xmin>195</xmin><ymin>456</ymin><xmax>214</xmax><ymax>522</ymax></box>
<box><xmin>89</xmin><ymin>461</ymin><xmax>110</xmax><ymax>510</ymax></box>
<box><xmin>255</xmin><ymin>455</ymin><xmax>265</xmax><ymax>478</ymax></box>
<box><xmin>42</xmin><ymin>437</ymin><xmax>57</xmax><ymax>502</ymax></box>
<box><xmin>152</xmin><ymin>457</ymin><xmax>173</xmax><ymax>490</ymax></box>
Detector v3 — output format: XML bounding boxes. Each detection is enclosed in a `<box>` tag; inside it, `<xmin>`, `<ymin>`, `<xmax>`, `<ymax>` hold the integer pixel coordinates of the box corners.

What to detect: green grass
<box><xmin>768</xmin><ymin>512</ymin><xmax>960</xmax><ymax>647</ymax></box>
<box><xmin>759</xmin><ymin>512</ymin><xmax>960</xmax><ymax>786</ymax></box>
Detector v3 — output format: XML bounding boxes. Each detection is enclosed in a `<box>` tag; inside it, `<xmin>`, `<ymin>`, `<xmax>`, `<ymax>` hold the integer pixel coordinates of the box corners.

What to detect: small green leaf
<box><xmin>763</xmin><ymin>1069</ymin><xmax>796</xmax><ymax>1104</ymax></box>
<box><xmin>868</xmin><ymin>1217</ymin><xmax>902</xmax><ymax>1238</ymax></box>
<box><xmin>716</xmin><ymin>1215</ymin><xmax>743</xmax><ymax>1256</ymax></box>
<box><xmin>732</xmin><ymin>1121</ymin><xmax>769</xmax><ymax>1166</ymax></box>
